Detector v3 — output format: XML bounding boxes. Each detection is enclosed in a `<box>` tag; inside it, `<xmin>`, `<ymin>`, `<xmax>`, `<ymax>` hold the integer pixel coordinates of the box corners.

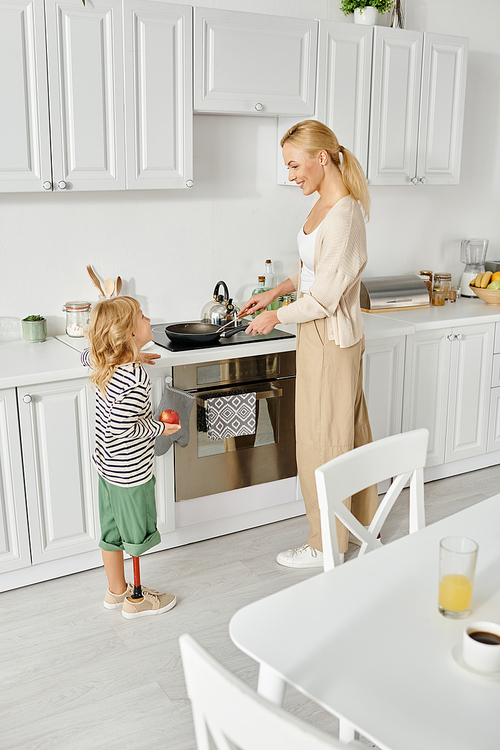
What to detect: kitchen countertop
<box><xmin>2</xmin><ymin>299</ymin><xmax>500</xmax><ymax>389</ymax></box>
<box><xmin>374</xmin><ymin>295</ymin><xmax>500</xmax><ymax>330</ymax></box>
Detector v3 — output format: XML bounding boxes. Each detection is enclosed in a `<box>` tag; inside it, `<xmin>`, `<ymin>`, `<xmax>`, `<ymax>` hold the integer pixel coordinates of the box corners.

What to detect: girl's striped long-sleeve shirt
<box><xmin>82</xmin><ymin>348</ymin><xmax>164</xmax><ymax>487</ymax></box>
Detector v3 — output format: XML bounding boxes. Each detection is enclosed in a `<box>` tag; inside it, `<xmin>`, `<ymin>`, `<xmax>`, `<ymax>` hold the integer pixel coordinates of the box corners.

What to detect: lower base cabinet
<box><xmin>363</xmin><ymin>336</ymin><xmax>405</xmax><ymax>441</ymax></box>
<box><xmin>403</xmin><ymin>323</ymin><xmax>494</xmax><ymax>466</ymax></box>
<box><xmin>17</xmin><ymin>378</ymin><xmax>99</xmax><ymax>565</ymax></box>
<box><xmin>0</xmin><ymin>389</ymin><xmax>31</xmax><ymax>573</ymax></box>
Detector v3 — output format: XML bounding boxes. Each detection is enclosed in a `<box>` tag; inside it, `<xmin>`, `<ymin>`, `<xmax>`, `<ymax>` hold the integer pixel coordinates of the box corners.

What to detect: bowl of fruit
<box><xmin>469</xmin><ymin>272</ymin><xmax>500</xmax><ymax>304</ymax></box>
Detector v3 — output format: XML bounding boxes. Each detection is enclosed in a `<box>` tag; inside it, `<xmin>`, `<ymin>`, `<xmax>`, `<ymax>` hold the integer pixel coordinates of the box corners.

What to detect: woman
<box><xmin>239</xmin><ymin>120</ymin><xmax>378</xmax><ymax>568</ymax></box>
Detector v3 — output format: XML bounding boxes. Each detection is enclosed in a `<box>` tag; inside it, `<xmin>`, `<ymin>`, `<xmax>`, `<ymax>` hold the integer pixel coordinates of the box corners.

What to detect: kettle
<box><xmin>201</xmin><ymin>280</ymin><xmax>239</xmax><ymax>325</ymax></box>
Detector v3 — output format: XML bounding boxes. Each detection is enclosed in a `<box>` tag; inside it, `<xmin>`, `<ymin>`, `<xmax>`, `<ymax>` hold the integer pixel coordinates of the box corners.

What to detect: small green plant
<box><xmin>23</xmin><ymin>315</ymin><xmax>45</xmax><ymax>322</ymax></box>
<box><xmin>340</xmin><ymin>0</ymin><xmax>393</xmax><ymax>14</ymax></box>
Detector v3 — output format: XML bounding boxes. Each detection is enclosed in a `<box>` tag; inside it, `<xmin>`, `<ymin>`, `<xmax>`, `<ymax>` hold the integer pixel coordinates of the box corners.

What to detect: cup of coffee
<box><xmin>462</xmin><ymin>621</ymin><xmax>500</xmax><ymax>673</ymax></box>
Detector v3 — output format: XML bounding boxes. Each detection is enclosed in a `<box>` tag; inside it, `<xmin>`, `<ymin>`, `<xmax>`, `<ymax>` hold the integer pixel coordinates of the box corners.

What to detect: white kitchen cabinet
<box><xmin>363</xmin><ymin>335</ymin><xmax>405</xmax><ymax>442</ymax></box>
<box><xmin>123</xmin><ymin>0</ymin><xmax>193</xmax><ymax>189</ymax></box>
<box><xmin>0</xmin><ymin>389</ymin><xmax>31</xmax><ymax>573</ymax></box>
<box><xmin>194</xmin><ymin>7</ymin><xmax>317</xmax><ymax>117</ymax></box>
<box><xmin>277</xmin><ymin>21</ymin><xmax>372</xmax><ymax>185</ymax></box>
<box><xmin>17</xmin><ymin>378</ymin><xmax>99</xmax><ymax>564</ymax></box>
<box><xmin>0</xmin><ymin>0</ymin><xmax>52</xmax><ymax>192</ymax></box>
<box><xmin>368</xmin><ymin>27</ymin><xmax>468</xmax><ymax>186</ymax></box>
<box><xmin>445</xmin><ymin>324</ymin><xmax>494</xmax><ymax>462</ymax></box>
<box><xmin>44</xmin><ymin>0</ymin><xmax>126</xmax><ymax>191</ymax></box>
<box><xmin>487</xmin><ymin>388</ymin><xmax>500</xmax><ymax>453</ymax></box>
<box><xmin>1</xmin><ymin>0</ymin><xmax>192</xmax><ymax>192</ymax></box>
<box><xmin>403</xmin><ymin>323</ymin><xmax>494</xmax><ymax>467</ymax></box>
<box><xmin>150</xmin><ymin>371</ymin><xmax>176</xmax><ymax>535</ymax></box>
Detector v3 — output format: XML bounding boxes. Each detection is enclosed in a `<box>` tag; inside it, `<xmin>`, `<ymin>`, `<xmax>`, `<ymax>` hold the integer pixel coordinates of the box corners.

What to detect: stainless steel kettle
<box><xmin>201</xmin><ymin>280</ymin><xmax>234</xmax><ymax>325</ymax></box>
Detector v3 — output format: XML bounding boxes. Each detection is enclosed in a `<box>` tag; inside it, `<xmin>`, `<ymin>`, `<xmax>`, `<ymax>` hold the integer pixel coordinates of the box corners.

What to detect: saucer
<box><xmin>451</xmin><ymin>643</ymin><xmax>500</xmax><ymax>680</ymax></box>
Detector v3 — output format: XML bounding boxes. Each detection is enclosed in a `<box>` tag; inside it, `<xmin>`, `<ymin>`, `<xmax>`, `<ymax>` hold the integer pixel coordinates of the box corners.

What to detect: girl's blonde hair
<box><xmin>280</xmin><ymin>120</ymin><xmax>371</xmax><ymax>221</ymax></box>
<box><xmin>86</xmin><ymin>296</ymin><xmax>140</xmax><ymax>396</ymax></box>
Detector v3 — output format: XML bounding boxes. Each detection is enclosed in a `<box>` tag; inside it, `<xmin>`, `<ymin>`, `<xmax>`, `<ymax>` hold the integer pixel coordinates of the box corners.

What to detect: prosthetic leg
<box><xmin>130</xmin><ymin>556</ymin><xmax>143</xmax><ymax>599</ymax></box>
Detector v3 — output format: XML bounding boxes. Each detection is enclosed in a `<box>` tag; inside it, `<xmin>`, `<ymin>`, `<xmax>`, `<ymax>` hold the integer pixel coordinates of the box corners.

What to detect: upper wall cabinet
<box><xmin>277</xmin><ymin>21</ymin><xmax>372</xmax><ymax>185</ymax></box>
<box><xmin>0</xmin><ymin>0</ymin><xmax>192</xmax><ymax>192</ymax></box>
<box><xmin>44</xmin><ymin>0</ymin><xmax>126</xmax><ymax>191</ymax></box>
<box><xmin>123</xmin><ymin>0</ymin><xmax>193</xmax><ymax>189</ymax></box>
<box><xmin>0</xmin><ymin>0</ymin><xmax>52</xmax><ymax>192</ymax></box>
<box><xmin>368</xmin><ymin>27</ymin><xmax>468</xmax><ymax>185</ymax></box>
<box><xmin>194</xmin><ymin>7</ymin><xmax>317</xmax><ymax>116</ymax></box>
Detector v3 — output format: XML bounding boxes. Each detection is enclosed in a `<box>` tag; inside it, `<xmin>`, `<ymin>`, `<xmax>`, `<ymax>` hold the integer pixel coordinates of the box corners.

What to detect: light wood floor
<box><xmin>3</xmin><ymin>464</ymin><xmax>500</xmax><ymax>750</ymax></box>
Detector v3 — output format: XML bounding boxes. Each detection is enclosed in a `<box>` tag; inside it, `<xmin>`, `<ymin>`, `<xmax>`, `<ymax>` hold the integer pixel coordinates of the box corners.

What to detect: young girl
<box><xmin>82</xmin><ymin>296</ymin><xmax>180</xmax><ymax>618</ymax></box>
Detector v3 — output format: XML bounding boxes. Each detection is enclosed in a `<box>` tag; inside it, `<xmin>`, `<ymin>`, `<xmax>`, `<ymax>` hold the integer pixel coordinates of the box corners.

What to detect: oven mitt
<box><xmin>154</xmin><ymin>384</ymin><xmax>195</xmax><ymax>456</ymax></box>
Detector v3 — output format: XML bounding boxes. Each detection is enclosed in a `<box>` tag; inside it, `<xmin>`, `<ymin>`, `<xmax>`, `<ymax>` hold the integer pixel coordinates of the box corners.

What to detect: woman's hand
<box><xmin>244</xmin><ymin>310</ymin><xmax>279</xmax><ymax>336</ymax></box>
<box><xmin>163</xmin><ymin>423</ymin><xmax>181</xmax><ymax>436</ymax></box>
<box><xmin>239</xmin><ymin>291</ymin><xmax>276</xmax><ymax>318</ymax></box>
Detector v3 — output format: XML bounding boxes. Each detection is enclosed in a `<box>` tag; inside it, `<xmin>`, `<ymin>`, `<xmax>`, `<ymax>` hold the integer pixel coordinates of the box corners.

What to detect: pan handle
<box><xmin>213</xmin><ymin>280</ymin><xmax>229</xmax><ymax>302</ymax></box>
<box><xmin>222</xmin><ymin>325</ymin><xmax>248</xmax><ymax>338</ymax></box>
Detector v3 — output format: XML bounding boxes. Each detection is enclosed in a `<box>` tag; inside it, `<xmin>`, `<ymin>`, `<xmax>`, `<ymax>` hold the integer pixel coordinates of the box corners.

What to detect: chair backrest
<box><xmin>180</xmin><ymin>633</ymin><xmax>348</xmax><ymax>750</ymax></box>
<box><xmin>315</xmin><ymin>429</ymin><xmax>429</xmax><ymax>571</ymax></box>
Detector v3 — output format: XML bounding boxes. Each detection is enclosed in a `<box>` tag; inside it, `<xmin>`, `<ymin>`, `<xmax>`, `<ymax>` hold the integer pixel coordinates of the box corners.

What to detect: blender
<box><xmin>460</xmin><ymin>239</ymin><xmax>489</xmax><ymax>296</ymax></box>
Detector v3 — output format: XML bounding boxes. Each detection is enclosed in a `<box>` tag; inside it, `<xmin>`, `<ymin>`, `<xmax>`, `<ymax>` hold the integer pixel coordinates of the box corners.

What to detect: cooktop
<box><xmin>151</xmin><ymin>323</ymin><xmax>295</xmax><ymax>352</ymax></box>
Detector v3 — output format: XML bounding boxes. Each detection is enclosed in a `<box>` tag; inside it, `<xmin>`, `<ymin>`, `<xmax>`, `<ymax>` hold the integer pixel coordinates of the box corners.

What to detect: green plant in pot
<box><xmin>340</xmin><ymin>0</ymin><xmax>393</xmax><ymax>24</ymax></box>
<box><xmin>22</xmin><ymin>315</ymin><xmax>47</xmax><ymax>343</ymax></box>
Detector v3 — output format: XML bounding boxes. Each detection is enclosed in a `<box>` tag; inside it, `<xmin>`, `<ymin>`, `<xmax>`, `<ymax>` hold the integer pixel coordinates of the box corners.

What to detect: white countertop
<box><xmin>2</xmin><ymin>299</ymin><xmax>499</xmax><ymax>390</ymax></box>
<box><xmin>373</xmin><ymin>296</ymin><xmax>500</xmax><ymax>330</ymax></box>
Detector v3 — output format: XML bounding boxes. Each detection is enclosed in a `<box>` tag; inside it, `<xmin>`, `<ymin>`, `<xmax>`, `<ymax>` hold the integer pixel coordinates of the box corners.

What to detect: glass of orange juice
<box><xmin>439</xmin><ymin>537</ymin><xmax>478</xmax><ymax>618</ymax></box>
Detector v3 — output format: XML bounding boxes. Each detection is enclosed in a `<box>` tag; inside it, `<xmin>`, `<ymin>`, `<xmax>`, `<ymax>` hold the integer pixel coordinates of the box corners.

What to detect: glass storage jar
<box><xmin>433</xmin><ymin>273</ymin><xmax>452</xmax><ymax>300</ymax></box>
<box><xmin>63</xmin><ymin>301</ymin><xmax>91</xmax><ymax>337</ymax></box>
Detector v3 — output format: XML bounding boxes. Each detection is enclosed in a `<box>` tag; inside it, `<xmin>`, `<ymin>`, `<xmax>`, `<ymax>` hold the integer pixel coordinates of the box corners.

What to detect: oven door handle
<box><xmin>196</xmin><ymin>387</ymin><xmax>282</xmax><ymax>405</ymax></box>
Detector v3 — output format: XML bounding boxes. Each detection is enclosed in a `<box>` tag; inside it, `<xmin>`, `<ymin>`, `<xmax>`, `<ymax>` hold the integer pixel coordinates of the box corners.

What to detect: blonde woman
<box><xmin>239</xmin><ymin>120</ymin><xmax>378</xmax><ymax>567</ymax></box>
<box><xmin>82</xmin><ymin>296</ymin><xmax>180</xmax><ymax>616</ymax></box>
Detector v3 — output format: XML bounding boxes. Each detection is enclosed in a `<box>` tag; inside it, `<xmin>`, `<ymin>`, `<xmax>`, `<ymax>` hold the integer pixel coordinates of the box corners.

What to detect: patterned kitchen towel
<box><xmin>206</xmin><ymin>392</ymin><xmax>256</xmax><ymax>441</ymax></box>
<box><xmin>154</xmin><ymin>384</ymin><xmax>195</xmax><ymax>456</ymax></box>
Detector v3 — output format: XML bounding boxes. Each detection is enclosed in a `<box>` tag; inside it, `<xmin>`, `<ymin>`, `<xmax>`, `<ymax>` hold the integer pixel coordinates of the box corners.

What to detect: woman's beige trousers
<box><xmin>295</xmin><ymin>318</ymin><xmax>378</xmax><ymax>553</ymax></box>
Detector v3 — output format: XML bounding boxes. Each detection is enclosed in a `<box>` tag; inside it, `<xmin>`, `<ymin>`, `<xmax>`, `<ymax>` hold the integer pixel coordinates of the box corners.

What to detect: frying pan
<box><xmin>164</xmin><ymin>320</ymin><xmax>249</xmax><ymax>346</ymax></box>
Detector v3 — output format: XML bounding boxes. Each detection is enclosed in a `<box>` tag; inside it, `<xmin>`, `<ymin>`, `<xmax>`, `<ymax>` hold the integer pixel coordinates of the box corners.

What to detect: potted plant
<box><xmin>340</xmin><ymin>0</ymin><xmax>393</xmax><ymax>25</ymax></box>
<box><xmin>22</xmin><ymin>315</ymin><xmax>47</xmax><ymax>343</ymax></box>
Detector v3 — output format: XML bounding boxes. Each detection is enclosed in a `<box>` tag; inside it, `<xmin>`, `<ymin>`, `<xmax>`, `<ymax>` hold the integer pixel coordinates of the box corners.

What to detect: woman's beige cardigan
<box><xmin>276</xmin><ymin>195</ymin><xmax>367</xmax><ymax>349</ymax></box>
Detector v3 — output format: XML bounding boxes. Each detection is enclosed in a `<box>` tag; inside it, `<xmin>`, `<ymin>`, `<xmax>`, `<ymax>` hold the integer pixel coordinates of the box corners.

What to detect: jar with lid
<box><xmin>419</xmin><ymin>270</ymin><xmax>433</xmax><ymax>299</ymax></box>
<box><xmin>433</xmin><ymin>273</ymin><xmax>452</xmax><ymax>300</ymax></box>
<box><xmin>63</xmin><ymin>301</ymin><xmax>91</xmax><ymax>337</ymax></box>
<box><xmin>281</xmin><ymin>294</ymin><xmax>293</xmax><ymax>306</ymax></box>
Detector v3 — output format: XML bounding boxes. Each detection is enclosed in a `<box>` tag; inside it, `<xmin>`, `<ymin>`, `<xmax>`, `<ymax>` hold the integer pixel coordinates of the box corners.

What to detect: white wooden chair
<box><xmin>316</xmin><ymin>428</ymin><xmax>429</xmax><ymax>572</ymax></box>
<box><xmin>180</xmin><ymin>633</ymin><xmax>364</xmax><ymax>750</ymax></box>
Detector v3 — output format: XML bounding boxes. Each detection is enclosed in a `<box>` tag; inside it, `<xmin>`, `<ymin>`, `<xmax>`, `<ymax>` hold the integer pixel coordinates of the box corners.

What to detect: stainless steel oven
<box><xmin>173</xmin><ymin>352</ymin><xmax>296</xmax><ymax>501</ymax></box>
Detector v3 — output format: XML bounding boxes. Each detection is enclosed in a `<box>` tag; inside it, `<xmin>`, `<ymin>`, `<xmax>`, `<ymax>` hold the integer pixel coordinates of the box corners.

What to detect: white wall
<box><xmin>1</xmin><ymin>0</ymin><xmax>499</xmax><ymax>336</ymax></box>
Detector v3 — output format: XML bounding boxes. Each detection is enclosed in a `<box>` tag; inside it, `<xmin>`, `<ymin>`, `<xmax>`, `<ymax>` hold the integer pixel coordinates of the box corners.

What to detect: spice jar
<box><xmin>419</xmin><ymin>270</ymin><xmax>433</xmax><ymax>299</ymax></box>
<box><xmin>281</xmin><ymin>294</ymin><xmax>293</xmax><ymax>306</ymax></box>
<box><xmin>63</xmin><ymin>301</ymin><xmax>91</xmax><ymax>337</ymax></box>
<box><xmin>433</xmin><ymin>273</ymin><xmax>452</xmax><ymax>300</ymax></box>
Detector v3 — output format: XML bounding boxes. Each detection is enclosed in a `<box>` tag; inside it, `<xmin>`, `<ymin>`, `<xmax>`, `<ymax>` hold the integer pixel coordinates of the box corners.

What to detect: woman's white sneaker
<box><xmin>276</xmin><ymin>544</ymin><xmax>344</xmax><ymax>568</ymax></box>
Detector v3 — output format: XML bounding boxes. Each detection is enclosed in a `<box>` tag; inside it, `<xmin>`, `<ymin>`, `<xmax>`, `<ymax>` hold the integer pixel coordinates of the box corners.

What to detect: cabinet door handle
<box><xmin>57</xmin><ymin>180</ymin><xmax>67</xmax><ymax>190</ymax></box>
<box><xmin>186</xmin><ymin>179</ymin><xmax>193</xmax><ymax>188</ymax></box>
<box><xmin>411</xmin><ymin>177</ymin><xmax>418</xmax><ymax>185</ymax></box>
<box><xmin>23</xmin><ymin>394</ymin><xmax>32</xmax><ymax>403</ymax></box>
<box><xmin>254</xmin><ymin>102</ymin><xmax>263</xmax><ymax>112</ymax></box>
<box><xmin>447</xmin><ymin>334</ymin><xmax>454</xmax><ymax>341</ymax></box>
<box><xmin>419</xmin><ymin>177</ymin><xmax>427</xmax><ymax>184</ymax></box>
<box><xmin>455</xmin><ymin>333</ymin><xmax>463</xmax><ymax>340</ymax></box>
<box><xmin>42</xmin><ymin>181</ymin><xmax>52</xmax><ymax>191</ymax></box>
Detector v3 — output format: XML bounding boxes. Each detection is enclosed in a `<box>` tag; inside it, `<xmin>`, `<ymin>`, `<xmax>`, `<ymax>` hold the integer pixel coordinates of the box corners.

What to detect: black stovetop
<box><xmin>151</xmin><ymin>323</ymin><xmax>295</xmax><ymax>353</ymax></box>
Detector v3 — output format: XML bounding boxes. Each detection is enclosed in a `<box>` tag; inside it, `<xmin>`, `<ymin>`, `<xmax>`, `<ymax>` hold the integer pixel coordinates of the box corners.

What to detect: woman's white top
<box><xmin>298</xmin><ymin>224</ymin><xmax>320</xmax><ymax>293</ymax></box>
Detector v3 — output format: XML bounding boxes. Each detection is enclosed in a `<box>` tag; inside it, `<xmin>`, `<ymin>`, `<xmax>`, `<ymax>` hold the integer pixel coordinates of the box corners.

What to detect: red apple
<box><xmin>159</xmin><ymin>409</ymin><xmax>180</xmax><ymax>425</ymax></box>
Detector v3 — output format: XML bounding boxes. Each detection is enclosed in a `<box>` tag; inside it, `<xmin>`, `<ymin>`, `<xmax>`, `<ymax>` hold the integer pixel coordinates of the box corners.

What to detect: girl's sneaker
<box><xmin>122</xmin><ymin>589</ymin><xmax>177</xmax><ymax>619</ymax></box>
<box><xmin>103</xmin><ymin>582</ymin><xmax>135</xmax><ymax>610</ymax></box>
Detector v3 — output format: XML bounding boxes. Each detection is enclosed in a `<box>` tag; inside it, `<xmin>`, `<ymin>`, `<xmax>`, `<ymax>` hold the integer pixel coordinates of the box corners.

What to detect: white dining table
<box><xmin>229</xmin><ymin>494</ymin><xmax>500</xmax><ymax>750</ymax></box>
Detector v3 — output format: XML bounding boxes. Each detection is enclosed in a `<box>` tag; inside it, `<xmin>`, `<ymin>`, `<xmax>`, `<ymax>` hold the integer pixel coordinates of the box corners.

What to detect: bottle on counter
<box><xmin>264</xmin><ymin>259</ymin><xmax>280</xmax><ymax>310</ymax></box>
<box><xmin>251</xmin><ymin>276</ymin><xmax>270</xmax><ymax>317</ymax></box>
